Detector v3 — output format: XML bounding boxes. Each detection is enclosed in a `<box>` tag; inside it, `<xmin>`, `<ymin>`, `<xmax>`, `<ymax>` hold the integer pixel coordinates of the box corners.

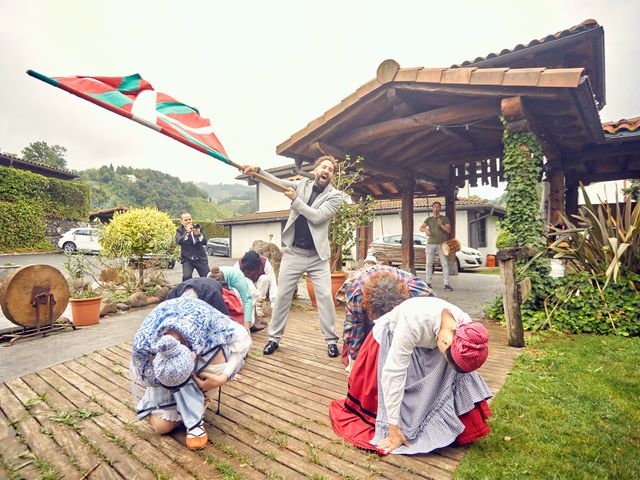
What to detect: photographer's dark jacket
<box><xmin>176</xmin><ymin>226</ymin><xmax>208</xmax><ymax>263</ymax></box>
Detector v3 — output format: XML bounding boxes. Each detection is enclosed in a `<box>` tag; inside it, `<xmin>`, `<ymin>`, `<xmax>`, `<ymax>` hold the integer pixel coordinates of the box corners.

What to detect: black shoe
<box><xmin>327</xmin><ymin>344</ymin><xmax>339</xmax><ymax>358</ymax></box>
<box><xmin>444</xmin><ymin>285</ymin><xmax>454</xmax><ymax>291</ymax></box>
<box><xmin>263</xmin><ymin>341</ymin><xmax>279</xmax><ymax>355</ymax></box>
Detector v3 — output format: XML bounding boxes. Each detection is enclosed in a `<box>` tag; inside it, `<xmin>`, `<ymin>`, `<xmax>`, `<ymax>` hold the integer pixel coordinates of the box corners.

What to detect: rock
<box><xmin>125</xmin><ymin>292</ymin><xmax>148</xmax><ymax>307</ymax></box>
<box><xmin>116</xmin><ymin>303</ymin><xmax>130</xmax><ymax>311</ymax></box>
<box><xmin>100</xmin><ymin>299</ymin><xmax>118</xmax><ymax>317</ymax></box>
<box><xmin>155</xmin><ymin>286</ymin><xmax>170</xmax><ymax>300</ymax></box>
<box><xmin>146</xmin><ymin>296</ymin><xmax>161</xmax><ymax>305</ymax></box>
<box><xmin>251</xmin><ymin>240</ymin><xmax>283</xmax><ymax>277</ymax></box>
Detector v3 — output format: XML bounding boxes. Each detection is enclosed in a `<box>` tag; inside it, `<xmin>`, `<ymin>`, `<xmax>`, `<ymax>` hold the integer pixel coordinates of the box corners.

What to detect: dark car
<box><xmin>206</xmin><ymin>238</ymin><xmax>230</xmax><ymax>257</ymax></box>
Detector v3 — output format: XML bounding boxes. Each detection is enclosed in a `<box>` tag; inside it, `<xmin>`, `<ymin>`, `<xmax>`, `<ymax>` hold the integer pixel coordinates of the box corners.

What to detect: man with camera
<box><xmin>176</xmin><ymin>212</ymin><xmax>209</xmax><ymax>281</ymax></box>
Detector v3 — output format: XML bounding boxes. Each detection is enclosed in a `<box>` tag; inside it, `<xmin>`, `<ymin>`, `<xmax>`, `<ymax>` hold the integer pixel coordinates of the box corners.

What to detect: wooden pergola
<box><xmin>276</xmin><ymin>19</ymin><xmax>640</xmax><ymax>269</ymax></box>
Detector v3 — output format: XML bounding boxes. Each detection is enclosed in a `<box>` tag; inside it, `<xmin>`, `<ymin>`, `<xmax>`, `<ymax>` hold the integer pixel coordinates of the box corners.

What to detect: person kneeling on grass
<box><xmin>329</xmin><ymin>291</ymin><xmax>492</xmax><ymax>455</ymax></box>
<box><xmin>130</xmin><ymin>296</ymin><xmax>251</xmax><ymax>450</ymax></box>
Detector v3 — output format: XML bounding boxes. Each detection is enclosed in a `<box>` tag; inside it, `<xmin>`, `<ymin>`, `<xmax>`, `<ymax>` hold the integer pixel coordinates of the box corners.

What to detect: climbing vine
<box><xmin>488</xmin><ymin>120</ymin><xmax>552</xmax><ymax>322</ymax></box>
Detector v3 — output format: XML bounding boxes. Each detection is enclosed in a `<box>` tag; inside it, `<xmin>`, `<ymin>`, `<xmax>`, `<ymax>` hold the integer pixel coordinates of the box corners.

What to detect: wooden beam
<box><xmin>336</xmin><ymin>98</ymin><xmax>499</xmax><ymax>147</ymax></box>
<box><xmin>309</xmin><ymin>141</ymin><xmax>346</xmax><ymax>160</ymax></box>
<box><xmin>397</xmin><ymin>82</ymin><xmax>561</xmax><ymax>99</ymax></box>
<box><xmin>360</xmin><ymin>159</ymin><xmax>409</xmax><ymax>180</ymax></box>
<box><xmin>381</xmin><ymin>182</ymin><xmax>400</xmax><ymax>194</ymax></box>
<box><xmin>501</xmin><ymin>96</ymin><xmax>561</xmax><ymax>161</ymax></box>
<box><xmin>548</xmin><ymin>169</ymin><xmax>565</xmax><ymax>226</ymax></box>
<box><xmin>401</xmin><ymin>177</ymin><xmax>415</xmax><ymax>272</ymax></box>
<box><xmin>367</xmin><ymin>184</ymin><xmax>383</xmax><ymax>196</ymax></box>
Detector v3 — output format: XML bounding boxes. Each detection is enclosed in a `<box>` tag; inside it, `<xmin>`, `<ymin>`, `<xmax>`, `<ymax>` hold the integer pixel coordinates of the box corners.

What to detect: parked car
<box><xmin>367</xmin><ymin>233</ymin><xmax>484</xmax><ymax>271</ymax></box>
<box><xmin>206</xmin><ymin>238</ymin><xmax>230</xmax><ymax>257</ymax></box>
<box><xmin>58</xmin><ymin>228</ymin><xmax>102</xmax><ymax>254</ymax></box>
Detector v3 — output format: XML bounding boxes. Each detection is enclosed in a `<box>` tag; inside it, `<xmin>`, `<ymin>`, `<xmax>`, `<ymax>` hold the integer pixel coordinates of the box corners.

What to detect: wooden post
<box><xmin>497</xmin><ymin>247</ymin><xmax>529</xmax><ymax>347</ymax></box>
<box><xmin>548</xmin><ymin>168</ymin><xmax>565</xmax><ymax>226</ymax></box>
<box><xmin>445</xmin><ymin>186</ymin><xmax>458</xmax><ymax>275</ymax></box>
<box><xmin>401</xmin><ymin>176</ymin><xmax>415</xmax><ymax>273</ymax></box>
<box><xmin>565</xmin><ymin>177</ymin><xmax>579</xmax><ymax>219</ymax></box>
<box><xmin>356</xmin><ymin>223</ymin><xmax>373</xmax><ymax>263</ymax></box>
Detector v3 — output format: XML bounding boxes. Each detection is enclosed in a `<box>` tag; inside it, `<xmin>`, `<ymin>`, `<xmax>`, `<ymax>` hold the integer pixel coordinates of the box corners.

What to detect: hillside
<box><xmin>79</xmin><ymin>165</ymin><xmax>250</xmax><ymax>220</ymax></box>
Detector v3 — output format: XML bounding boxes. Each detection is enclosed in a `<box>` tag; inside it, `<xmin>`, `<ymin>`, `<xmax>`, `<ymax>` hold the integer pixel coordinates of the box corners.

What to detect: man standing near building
<box><xmin>419</xmin><ymin>201</ymin><xmax>453</xmax><ymax>291</ymax></box>
<box><xmin>242</xmin><ymin>155</ymin><xmax>345</xmax><ymax>358</ymax></box>
<box><xmin>176</xmin><ymin>212</ymin><xmax>209</xmax><ymax>282</ymax></box>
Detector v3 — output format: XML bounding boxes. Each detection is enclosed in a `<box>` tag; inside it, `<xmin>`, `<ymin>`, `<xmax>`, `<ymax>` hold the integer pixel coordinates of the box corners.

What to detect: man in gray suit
<box><xmin>242</xmin><ymin>156</ymin><xmax>345</xmax><ymax>358</ymax></box>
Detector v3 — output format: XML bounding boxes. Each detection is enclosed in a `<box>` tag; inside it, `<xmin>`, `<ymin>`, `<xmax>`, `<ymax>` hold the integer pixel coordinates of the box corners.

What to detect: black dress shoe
<box><xmin>327</xmin><ymin>344</ymin><xmax>339</xmax><ymax>358</ymax></box>
<box><xmin>263</xmin><ymin>341</ymin><xmax>279</xmax><ymax>355</ymax></box>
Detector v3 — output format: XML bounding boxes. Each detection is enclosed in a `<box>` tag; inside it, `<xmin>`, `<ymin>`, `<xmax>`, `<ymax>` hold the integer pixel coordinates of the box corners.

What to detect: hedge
<box><xmin>0</xmin><ymin>166</ymin><xmax>90</xmax><ymax>250</ymax></box>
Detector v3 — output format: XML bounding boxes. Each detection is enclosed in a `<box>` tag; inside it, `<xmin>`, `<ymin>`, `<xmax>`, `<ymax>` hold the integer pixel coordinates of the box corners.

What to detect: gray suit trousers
<box><xmin>268</xmin><ymin>247</ymin><xmax>338</xmax><ymax>345</ymax></box>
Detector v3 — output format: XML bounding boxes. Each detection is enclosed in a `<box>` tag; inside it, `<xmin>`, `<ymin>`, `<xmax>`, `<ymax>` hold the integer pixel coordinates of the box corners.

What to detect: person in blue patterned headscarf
<box><xmin>130</xmin><ymin>296</ymin><xmax>251</xmax><ymax>450</ymax></box>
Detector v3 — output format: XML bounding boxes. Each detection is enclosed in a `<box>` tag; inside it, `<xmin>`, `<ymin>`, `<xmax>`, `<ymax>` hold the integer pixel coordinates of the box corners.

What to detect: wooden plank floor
<box><xmin>0</xmin><ymin>301</ymin><xmax>521</xmax><ymax>480</ymax></box>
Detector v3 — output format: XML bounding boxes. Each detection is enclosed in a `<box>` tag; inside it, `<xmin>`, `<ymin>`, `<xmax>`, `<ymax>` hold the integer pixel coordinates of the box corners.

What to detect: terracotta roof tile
<box><xmin>451</xmin><ymin>19</ymin><xmax>600</xmax><ymax>68</ymax></box>
<box><xmin>602</xmin><ymin>117</ymin><xmax>640</xmax><ymax>135</ymax></box>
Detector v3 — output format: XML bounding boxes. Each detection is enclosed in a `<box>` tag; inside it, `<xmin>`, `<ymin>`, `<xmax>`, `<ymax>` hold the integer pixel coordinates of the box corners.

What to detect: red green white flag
<box><xmin>27</xmin><ymin>70</ymin><xmax>230</xmax><ymax>164</ymax></box>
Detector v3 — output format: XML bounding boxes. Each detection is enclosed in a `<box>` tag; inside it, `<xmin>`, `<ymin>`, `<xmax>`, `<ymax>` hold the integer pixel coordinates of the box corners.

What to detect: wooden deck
<box><xmin>0</xmin><ymin>302</ymin><xmax>521</xmax><ymax>480</ymax></box>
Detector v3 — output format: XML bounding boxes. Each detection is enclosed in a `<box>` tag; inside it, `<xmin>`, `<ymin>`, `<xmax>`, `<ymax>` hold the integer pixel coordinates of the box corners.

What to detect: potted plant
<box><xmin>63</xmin><ymin>251</ymin><xmax>103</xmax><ymax>326</ymax></box>
<box><xmin>306</xmin><ymin>155</ymin><xmax>376</xmax><ymax>306</ymax></box>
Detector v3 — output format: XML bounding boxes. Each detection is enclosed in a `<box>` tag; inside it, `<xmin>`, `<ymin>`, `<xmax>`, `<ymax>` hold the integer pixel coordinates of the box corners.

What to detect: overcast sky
<box><xmin>1</xmin><ymin>0</ymin><xmax>638</xmax><ymax>199</ymax></box>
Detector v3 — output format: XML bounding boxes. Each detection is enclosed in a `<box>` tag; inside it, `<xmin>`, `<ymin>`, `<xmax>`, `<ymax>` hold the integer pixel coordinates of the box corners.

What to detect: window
<box><xmin>470</xmin><ymin>212</ymin><xmax>487</xmax><ymax>248</ymax></box>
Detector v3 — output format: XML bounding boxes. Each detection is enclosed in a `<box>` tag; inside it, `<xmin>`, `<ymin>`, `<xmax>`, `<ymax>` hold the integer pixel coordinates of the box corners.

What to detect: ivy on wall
<box><xmin>489</xmin><ymin>121</ymin><xmax>552</xmax><ymax>322</ymax></box>
<box><xmin>0</xmin><ymin>166</ymin><xmax>89</xmax><ymax>250</ymax></box>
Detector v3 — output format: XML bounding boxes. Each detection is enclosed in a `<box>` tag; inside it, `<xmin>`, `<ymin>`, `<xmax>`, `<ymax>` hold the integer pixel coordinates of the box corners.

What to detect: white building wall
<box><xmin>486</xmin><ymin>216</ymin><xmax>500</xmax><ymax>256</ymax></box>
<box><xmin>229</xmin><ymin>222</ymin><xmax>283</xmax><ymax>258</ymax></box>
<box><xmin>372</xmin><ymin>210</ymin><xmax>498</xmax><ymax>257</ymax></box>
<box><xmin>580</xmin><ymin>180</ymin><xmax>629</xmax><ymax>204</ymax></box>
<box><xmin>257</xmin><ymin>183</ymin><xmax>291</xmax><ymax>212</ymax></box>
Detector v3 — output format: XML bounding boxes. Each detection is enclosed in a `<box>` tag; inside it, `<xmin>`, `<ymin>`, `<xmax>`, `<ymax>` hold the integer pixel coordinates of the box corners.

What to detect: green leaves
<box><xmin>0</xmin><ymin>165</ymin><xmax>90</xmax><ymax>251</ymax></box>
<box><xmin>328</xmin><ymin>156</ymin><xmax>376</xmax><ymax>272</ymax></box>
<box><xmin>546</xmin><ymin>185</ymin><xmax>640</xmax><ymax>287</ymax></box>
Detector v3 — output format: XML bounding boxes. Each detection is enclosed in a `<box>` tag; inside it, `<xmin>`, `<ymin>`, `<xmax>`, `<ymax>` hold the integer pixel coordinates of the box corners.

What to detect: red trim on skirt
<box><xmin>329</xmin><ymin>332</ymin><xmax>491</xmax><ymax>455</ymax></box>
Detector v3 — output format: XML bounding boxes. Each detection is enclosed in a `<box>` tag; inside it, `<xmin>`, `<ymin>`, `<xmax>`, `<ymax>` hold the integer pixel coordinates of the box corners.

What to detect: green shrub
<box><xmin>525</xmin><ymin>271</ymin><xmax>639</xmax><ymax>336</ymax></box>
<box><xmin>0</xmin><ymin>165</ymin><xmax>89</xmax><ymax>251</ymax></box>
<box><xmin>101</xmin><ymin>207</ymin><xmax>177</xmax><ymax>287</ymax></box>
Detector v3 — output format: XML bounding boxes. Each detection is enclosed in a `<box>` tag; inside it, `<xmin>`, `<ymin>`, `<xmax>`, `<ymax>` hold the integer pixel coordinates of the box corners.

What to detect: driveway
<box><xmin>0</xmin><ymin>251</ymin><xmax>236</xmax><ymax>332</ymax></box>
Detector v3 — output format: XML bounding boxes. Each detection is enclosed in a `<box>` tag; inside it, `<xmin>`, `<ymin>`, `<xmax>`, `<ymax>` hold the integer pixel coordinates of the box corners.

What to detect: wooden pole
<box><xmin>400</xmin><ymin>176</ymin><xmax>415</xmax><ymax>273</ymax></box>
<box><xmin>497</xmin><ymin>247</ymin><xmax>527</xmax><ymax>347</ymax></box>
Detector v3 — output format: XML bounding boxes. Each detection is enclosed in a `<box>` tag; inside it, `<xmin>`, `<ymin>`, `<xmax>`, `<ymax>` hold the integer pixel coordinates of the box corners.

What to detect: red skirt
<box><xmin>329</xmin><ymin>333</ymin><xmax>491</xmax><ymax>455</ymax></box>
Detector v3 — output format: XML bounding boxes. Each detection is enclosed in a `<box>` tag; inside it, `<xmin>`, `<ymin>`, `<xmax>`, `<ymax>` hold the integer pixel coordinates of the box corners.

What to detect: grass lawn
<box><xmin>456</xmin><ymin>333</ymin><xmax>640</xmax><ymax>480</ymax></box>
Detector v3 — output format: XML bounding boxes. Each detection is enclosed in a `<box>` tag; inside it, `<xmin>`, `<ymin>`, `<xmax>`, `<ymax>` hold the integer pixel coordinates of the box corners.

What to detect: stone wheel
<box><xmin>0</xmin><ymin>265</ymin><xmax>70</xmax><ymax>328</ymax></box>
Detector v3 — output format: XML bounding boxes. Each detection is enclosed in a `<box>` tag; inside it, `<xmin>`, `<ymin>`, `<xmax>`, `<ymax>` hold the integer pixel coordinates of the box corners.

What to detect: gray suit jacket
<box><xmin>258</xmin><ymin>168</ymin><xmax>345</xmax><ymax>261</ymax></box>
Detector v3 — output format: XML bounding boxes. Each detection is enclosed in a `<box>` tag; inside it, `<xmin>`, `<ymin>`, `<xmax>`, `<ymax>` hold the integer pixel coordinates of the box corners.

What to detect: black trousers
<box><xmin>181</xmin><ymin>258</ymin><xmax>209</xmax><ymax>282</ymax></box>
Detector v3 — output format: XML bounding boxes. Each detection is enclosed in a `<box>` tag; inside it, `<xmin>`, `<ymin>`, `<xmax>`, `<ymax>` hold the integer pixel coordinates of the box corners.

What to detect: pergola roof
<box><xmin>451</xmin><ymin>19</ymin><xmax>605</xmax><ymax>109</ymax></box>
<box><xmin>276</xmin><ymin>62</ymin><xmax>602</xmax><ymax>198</ymax></box>
<box><xmin>275</xmin><ymin>19</ymin><xmax>636</xmax><ymax>200</ymax></box>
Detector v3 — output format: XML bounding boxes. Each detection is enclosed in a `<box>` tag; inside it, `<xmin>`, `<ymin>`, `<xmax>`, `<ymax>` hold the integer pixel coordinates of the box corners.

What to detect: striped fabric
<box><xmin>342</xmin><ymin>266</ymin><xmax>432</xmax><ymax>362</ymax></box>
<box><xmin>28</xmin><ymin>70</ymin><xmax>229</xmax><ymax>164</ymax></box>
<box><xmin>371</xmin><ymin>324</ymin><xmax>492</xmax><ymax>455</ymax></box>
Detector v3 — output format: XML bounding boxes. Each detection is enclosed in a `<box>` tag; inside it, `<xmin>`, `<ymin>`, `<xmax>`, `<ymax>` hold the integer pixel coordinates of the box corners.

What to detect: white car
<box><xmin>58</xmin><ymin>227</ymin><xmax>102</xmax><ymax>254</ymax></box>
<box><xmin>367</xmin><ymin>233</ymin><xmax>484</xmax><ymax>271</ymax></box>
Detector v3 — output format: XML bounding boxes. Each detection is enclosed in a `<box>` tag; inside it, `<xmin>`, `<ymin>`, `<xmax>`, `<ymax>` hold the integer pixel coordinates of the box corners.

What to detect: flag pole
<box><xmin>27</xmin><ymin>69</ymin><xmax>288</xmax><ymax>192</ymax></box>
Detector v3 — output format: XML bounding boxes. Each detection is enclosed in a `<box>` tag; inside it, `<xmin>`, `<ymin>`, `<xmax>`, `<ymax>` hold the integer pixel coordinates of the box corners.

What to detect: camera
<box><xmin>193</xmin><ymin>223</ymin><xmax>201</xmax><ymax>229</ymax></box>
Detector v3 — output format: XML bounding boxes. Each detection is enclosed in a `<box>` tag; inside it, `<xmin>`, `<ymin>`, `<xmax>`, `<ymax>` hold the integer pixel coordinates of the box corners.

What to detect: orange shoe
<box><xmin>186</xmin><ymin>423</ymin><xmax>208</xmax><ymax>450</ymax></box>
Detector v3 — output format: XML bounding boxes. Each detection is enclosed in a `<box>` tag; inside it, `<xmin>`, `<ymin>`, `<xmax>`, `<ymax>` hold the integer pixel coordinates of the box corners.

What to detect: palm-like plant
<box><xmin>545</xmin><ymin>185</ymin><xmax>639</xmax><ymax>287</ymax></box>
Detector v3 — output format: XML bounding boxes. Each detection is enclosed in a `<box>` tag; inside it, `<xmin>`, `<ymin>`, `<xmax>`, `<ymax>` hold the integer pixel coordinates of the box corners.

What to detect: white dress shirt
<box><xmin>372</xmin><ymin>297</ymin><xmax>471</xmax><ymax>424</ymax></box>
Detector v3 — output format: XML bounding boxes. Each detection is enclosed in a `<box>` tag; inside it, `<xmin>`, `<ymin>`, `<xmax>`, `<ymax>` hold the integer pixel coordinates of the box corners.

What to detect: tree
<box><xmin>329</xmin><ymin>156</ymin><xmax>376</xmax><ymax>272</ymax></box>
<box><xmin>100</xmin><ymin>207</ymin><xmax>177</xmax><ymax>287</ymax></box>
<box><xmin>21</xmin><ymin>141</ymin><xmax>68</xmax><ymax>169</ymax></box>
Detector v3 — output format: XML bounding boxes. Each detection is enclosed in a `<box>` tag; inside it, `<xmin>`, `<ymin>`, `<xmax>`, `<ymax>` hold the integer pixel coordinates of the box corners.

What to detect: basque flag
<box><xmin>27</xmin><ymin>70</ymin><xmax>230</xmax><ymax>164</ymax></box>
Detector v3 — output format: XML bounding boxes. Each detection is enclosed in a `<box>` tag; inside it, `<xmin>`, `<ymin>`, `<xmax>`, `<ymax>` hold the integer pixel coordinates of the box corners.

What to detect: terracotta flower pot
<box><xmin>69</xmin><ymin>296</ymin><xmax>102</xmax><ymax>326</ymax></box>
<box><xmin>305</xmin><ymin>272</ymin><xmax>348</xmax><ymax>307</ymax></box>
